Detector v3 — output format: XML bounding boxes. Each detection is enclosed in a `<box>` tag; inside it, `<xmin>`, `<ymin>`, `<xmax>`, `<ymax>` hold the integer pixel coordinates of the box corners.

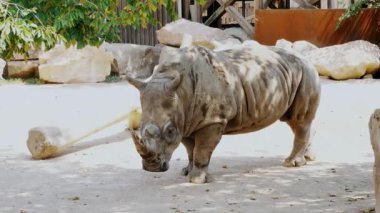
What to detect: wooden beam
<box><xmin>216</xmin><ymin>0</ymin><xmax>225</xmax><ymax>5</ymax></box>
<box><xmin>204</xmin><ymin>0</ymin><xmax>236</xmax><ymax>26</ymax></box>
<box><xmin>225</xmin><ymin>6</ymin><xmax>254</xmax><ymax>36</ymax></box>
<box><xmin>204</xmin><ymin>6</ymin><xmax>225</xmax><ymax>25</ymax></box>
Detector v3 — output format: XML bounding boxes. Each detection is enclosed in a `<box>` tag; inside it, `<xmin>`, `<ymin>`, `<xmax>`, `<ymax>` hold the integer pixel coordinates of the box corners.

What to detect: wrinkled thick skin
<box><xmin>127</xmin><ymin>45</ymin><xmax>321</xmax><ymax>184</ymax></box>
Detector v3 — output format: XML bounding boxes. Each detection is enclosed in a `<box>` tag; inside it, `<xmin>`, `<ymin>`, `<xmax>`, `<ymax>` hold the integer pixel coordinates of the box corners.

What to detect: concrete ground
<box><xmin>0</xmin><ymin>79</ymin><xmax>379</xmax><ymax>213</ymax></box>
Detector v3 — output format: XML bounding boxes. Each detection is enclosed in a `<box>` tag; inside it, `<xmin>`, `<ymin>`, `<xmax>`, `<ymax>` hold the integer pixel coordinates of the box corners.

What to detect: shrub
<box><xmin>1</xmin><ymin>0</ymin><xmax>205</xmax><ymax>60</ymax></box>
<box><xmin>337</xmin><ymin>0</ymin><xmax>380</xmax><ymax>29</ymax></box>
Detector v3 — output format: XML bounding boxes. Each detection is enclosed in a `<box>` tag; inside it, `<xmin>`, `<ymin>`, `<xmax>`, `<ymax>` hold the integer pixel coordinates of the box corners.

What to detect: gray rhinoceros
<box><xmin>126</xmin><ymin>45</ymin><xmax>321</xmax><ymax>184</ymax></box>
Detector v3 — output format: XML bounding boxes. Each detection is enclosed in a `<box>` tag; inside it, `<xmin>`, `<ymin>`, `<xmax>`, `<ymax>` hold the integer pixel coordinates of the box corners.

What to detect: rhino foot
<box><xmin>304</xmin><ymin>149</ymin><xmax>316</xmax><ymax>161</ymax></box>
<box><xmin>181</xmin><ymin>162</ymin><xmax>193</xmax><ymax>176</ymax></box>
<box><xmin>188</xmin><ymin>167</ymin><xmax>208</xmax><ymax>184</ymax></box>
<box><xmin>283</xmin><ymin>156</ymin><xmax>307</xmax><ymax>167</ymax></box>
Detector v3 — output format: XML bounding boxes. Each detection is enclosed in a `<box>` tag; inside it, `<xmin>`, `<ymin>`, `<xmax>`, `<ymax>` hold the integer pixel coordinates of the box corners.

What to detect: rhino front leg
<box><xmin>189</xmin><ymin>123</ymin><xmax>224</xmax><ymax>184</ymax></box>
<box><xmin>283</xmin><ymin>121</ymin><xmax>313</xmax><ymax>167</ymax></box>
<box><xmin>181</xmin><ymin>138</ymin><xmax>195</xmax><ymax>176</ymax></box>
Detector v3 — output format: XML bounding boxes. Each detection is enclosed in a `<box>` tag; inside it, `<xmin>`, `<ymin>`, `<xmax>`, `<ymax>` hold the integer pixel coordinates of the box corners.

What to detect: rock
<box><xmin>275</xmin><ymin>39</ymin><xmax>293</xmax><ymax>51</ymax></box>
<box><xmin>211</xmin><ymin>38</ymin><xmax>242</xmax><ymax>52</ymax></box>
<box><xmin>363</xmin><ymin>74</ymin><xmax>373</xmax><ymax>79</ymax></box>
<box><xmin>159</xmin><ymin>46</ymin><xmax>181</xmax><ymax>64</ymax></box>
<box><xmin>156</xmin><ymin>19</ymin><xmax>237</xmax><ymax>47</ymax></box>
<box><xmin>0</xmin><ymin>58</ymin><xmax>5</xmax><ymax>79</ymax></box>
<box><xmin>275</xmin><ymin>39</ymin><xmax>318</xmax><ymax>54</ymax></box>
<box><xmin>6</xmin><ymin>60</ymin><xmax>39</xmax><ymax>78</ymax></box>
<box><xmin>292</xmin><ymin>40</ymin><xmax>318</xmax><ymax>54</ymax></box>
<box><xmin>180</xmin><ymin>34</ymin><xmax>194</xmax><ymax>49</ymax></box>
<box><xmin>102</xmin><ymin>43</ymin><xmax>161</xmax><ymax>78</ymax></box>
<box><xmin>223</xmin><ymin>27</ymin><xmax>251</xmax><ymax>42</ymax></box>
<box><xmin>12</xmin><ymin>49</ymin><xmax>42</xmax><ymax>60</ymax></box>
<box><xmin>39</xmin><ymin>45</ymin><xmax>114</xmax><ymax>83</ymax></box>
<box><xmin>304</xmin><ymin>40</ymin><xmax>380</xmax><ymax>80</ymax></box>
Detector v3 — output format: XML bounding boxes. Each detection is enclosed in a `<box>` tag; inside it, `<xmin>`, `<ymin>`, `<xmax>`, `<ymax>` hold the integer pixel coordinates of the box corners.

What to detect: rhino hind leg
<box><xmin>283</xmin><ymin>121</ymin><xmax>312</xmax><ymax>167</ymax></box>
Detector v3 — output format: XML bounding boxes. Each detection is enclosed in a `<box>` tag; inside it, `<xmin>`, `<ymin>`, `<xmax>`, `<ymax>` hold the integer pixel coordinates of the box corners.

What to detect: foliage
<box><xmin>10</xmin><ymin>0</ymin><xmax>121</xmax><ymax>48</ymax></box>
<box><xmin>122</xmin><ymin>0</ymin><xmax>205</xmax><ymax>28</ymax></box>
<box><xmin>0</xmin><ymin>78</ymin><xmax>24</xmax><ymax>85</ymax></box>
<box><xmin>336</xmin><ymin>0</ymin><xmax>380</xmax><ymax>29</ymax></box>
<box><xmin>1</xmin><ymin>0</ymin><xmax>205</xmax><ymax>60</ymax></box>
<box><xmin>0</xmin><ymin>2</ymin><xmax>64</xmax><ymax>60</ymax></box>
<box><xmin>0</xmin><ymin>77</ymin><xmax>45</xmax><ymax>85</ymax></box>
<box><xmin>103</xmin><ymin>74</ymin><xmax>122</xmax><ymax>83</ymax></box>
<box><xmin>24</xmin><ymin>77</ymin><xmax>45</xmax><ymax>85</ymax></box>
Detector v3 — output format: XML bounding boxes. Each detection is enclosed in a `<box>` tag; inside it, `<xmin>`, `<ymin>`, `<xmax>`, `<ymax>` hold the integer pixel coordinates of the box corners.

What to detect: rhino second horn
<box><xmin>144</xmin><ymin>124</ymin><xmax>161</xmax><ymax>139</ymax></box>
<box><xmin>125</xmin><ymin>75</ymin><xmax>147</xmax><ymax>90</ymax></box>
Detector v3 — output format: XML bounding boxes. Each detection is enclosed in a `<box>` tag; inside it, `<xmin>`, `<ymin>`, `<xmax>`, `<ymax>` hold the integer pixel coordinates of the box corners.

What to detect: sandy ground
<box><xmin>0</xmin><ymin>79</ymin><xmax>379</xmax><ymax>213</ymax></box>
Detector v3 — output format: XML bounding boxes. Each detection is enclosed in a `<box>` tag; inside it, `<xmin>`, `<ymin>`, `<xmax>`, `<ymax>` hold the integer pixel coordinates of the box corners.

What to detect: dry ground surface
<box><xmin>0</xmin><ymin>78</ymin><xmax>379</xmax><ymax>213</ymax></box>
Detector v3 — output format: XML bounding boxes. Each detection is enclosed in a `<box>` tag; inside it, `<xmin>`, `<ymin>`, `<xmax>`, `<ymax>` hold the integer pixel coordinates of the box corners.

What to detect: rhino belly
<box><xmin>224</xmin><ymin>102</ymin><xmax>290</xmax><ymax>134</ymax></box>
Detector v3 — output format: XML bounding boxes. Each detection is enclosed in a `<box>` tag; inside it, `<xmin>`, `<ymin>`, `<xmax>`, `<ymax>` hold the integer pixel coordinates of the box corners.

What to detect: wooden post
<box><xmin>320</xmin><ymin>0</ymin><xmax>328</xmax><ymax>9</ymax></box>
<box><xmin>184</xmin><ymin>0</ymin><xmax>191</xmax><ymax>19</ymax></box>
<box><xmin>330</xmin><ymin>0</ymin><xmax>338</xmax><ymax>8</ymax></box>
<box><xmin>195</xmin><ymin>1</ymin><xmax>202</xmax><ymax>22</ymax></box>
<box><xmin>225</xmin><ymin>6</ymin><xmax>254</xmax><ymax>36</ymax></box>
<box><xmin>369</xmin><ymin>109</ymin><xmax>380</xmax><ymax>213</ymax></box>
<box><xmin>254</xmin><ymin>0</ymin><xmax>263</xmax><ymax>9</ymax></box>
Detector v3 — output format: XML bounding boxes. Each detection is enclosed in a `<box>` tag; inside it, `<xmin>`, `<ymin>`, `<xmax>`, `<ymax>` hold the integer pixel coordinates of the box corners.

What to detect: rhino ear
<box><xmin>125</xmin><ymin>75</ymin><xmax>147</xmax><ymax>90</ymax></box>
<box><xmin>165</xmin><ymin>70</ymin><xmax>181</xmax><ymax>91</ymax></box>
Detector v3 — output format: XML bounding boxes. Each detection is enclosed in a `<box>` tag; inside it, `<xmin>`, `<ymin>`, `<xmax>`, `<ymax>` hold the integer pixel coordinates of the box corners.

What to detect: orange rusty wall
<box><xmin>254</xmin><ymin>9</ymin><xmax>380</xmax><ymax>47</ymax></box>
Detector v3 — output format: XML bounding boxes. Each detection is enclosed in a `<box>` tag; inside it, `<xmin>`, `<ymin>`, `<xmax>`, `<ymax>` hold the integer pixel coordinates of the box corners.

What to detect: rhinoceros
<box><xmin>126</xmin><ymin>45</ymin><xmax>321</xmax><ymax>183</ymax></box>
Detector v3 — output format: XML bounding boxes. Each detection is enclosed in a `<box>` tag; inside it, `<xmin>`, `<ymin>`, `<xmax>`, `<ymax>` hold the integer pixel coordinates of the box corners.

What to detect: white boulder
<box><xmin>292</xmin><ymin>40</ymin><xmax>318</xmax><ymax>54</ymax></box>
<box><xmin>304</xmin><ymin>40</ymin><xmax>380</xmax><ymax>80</ymax></box>
<box><xmin>6</xmin><ymin>60</ymin><xmax>39</xmax><ymax>78</ymax></box>
<box><xmin>39</xmin><ymin>45</ymin><xmax>113</xmax><ymax>83</ymax></box>
<box><xmin>0</xmin><ymin>58</ymin><xmax>5</xmax><ymax>80</ymax></box>
<box><xmin>275</xmin><ymin>39</ymin><xmax>294</xmax><ymax>52</ymax></box>
<box><xmin>157</xmin><ymin>19</ymin><xmax>239</xmax><ymax>47</ymax></box>
<box><xmin>275</xmin><ymin>39</ymin><xmax>318</xmax><ymax>54</ymax></box>
<box><xmin>223</xmin><ymin>27</ymin><xmax>251</xmax><ymax>42</ymax></box>
<box><xmin>102</xmin><ymin>43</ymin><xmax>160</xmax><ymax>78</ymax></box>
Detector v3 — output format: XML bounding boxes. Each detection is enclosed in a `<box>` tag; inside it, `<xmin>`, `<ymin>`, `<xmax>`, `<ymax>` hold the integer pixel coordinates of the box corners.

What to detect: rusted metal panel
<box><xmin>254</xmin><ymin>8</ymin><xmax>380</xmax><ymax>47</ymax></box>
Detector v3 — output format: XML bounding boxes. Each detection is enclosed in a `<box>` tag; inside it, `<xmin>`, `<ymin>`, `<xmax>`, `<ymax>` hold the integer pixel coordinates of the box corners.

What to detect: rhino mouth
<box><xmin>142</xmin><ymin>159</ymin><xmax>169</xmax><ymax>172</ymax></box>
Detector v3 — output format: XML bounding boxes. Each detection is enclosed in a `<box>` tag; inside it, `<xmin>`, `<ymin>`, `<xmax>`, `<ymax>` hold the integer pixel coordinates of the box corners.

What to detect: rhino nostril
<box><xmin>160</xmin><ymin>162</ymin><xmax>169</xmax><ymax>171</ymax></box>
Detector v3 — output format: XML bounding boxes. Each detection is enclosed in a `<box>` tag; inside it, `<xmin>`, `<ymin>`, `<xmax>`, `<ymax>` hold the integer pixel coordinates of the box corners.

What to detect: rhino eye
<box><xmin>164</xmin><ymin>124</ymin><xmax>177</xmax><ymax>142</ymax></box>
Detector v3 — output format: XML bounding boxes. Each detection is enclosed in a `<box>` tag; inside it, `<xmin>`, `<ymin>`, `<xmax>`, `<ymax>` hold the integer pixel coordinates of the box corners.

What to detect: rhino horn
<box><xmin>130</xmin><ymin>129</ymin><xmax>152</xmax><ymax>158</ymax></box>
<box><xmin>125</xmin><ymin>75</ymin><xmax>147</xmax><ymax>90</ymax></box>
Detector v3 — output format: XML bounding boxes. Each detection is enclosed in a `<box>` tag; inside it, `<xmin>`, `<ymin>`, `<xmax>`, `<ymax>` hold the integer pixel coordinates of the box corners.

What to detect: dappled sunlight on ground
<box><xmin>1</xmin><ymin>80</ymin><xmax>380</xmax><ymax>212</ymax></box>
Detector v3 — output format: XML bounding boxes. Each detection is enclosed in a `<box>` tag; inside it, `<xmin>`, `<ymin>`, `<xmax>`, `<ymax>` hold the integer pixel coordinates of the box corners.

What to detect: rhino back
<box><xmin>218</xmin><ymin>46</ymin><xmax>318</xmax><ymax>134</ymax></box>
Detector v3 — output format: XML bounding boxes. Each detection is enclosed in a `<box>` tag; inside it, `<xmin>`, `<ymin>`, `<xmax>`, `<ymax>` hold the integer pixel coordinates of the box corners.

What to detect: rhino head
<box><xmin>126</xmin><ymin>62</ymin><xmax>185</xmax><ymax>172</ymax></box>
